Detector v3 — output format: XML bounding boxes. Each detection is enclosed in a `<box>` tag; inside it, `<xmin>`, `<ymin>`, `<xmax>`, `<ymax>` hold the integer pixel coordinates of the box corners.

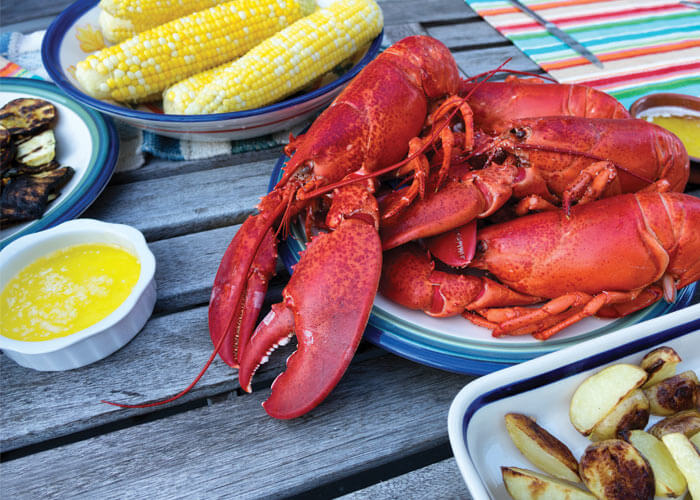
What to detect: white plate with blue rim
<box><xmin>269</xmin><ymin>155</ymin><xmax>697</xmax><ymax>375</ymax></box>
<box><xmin>447</xmin><ymin>303</ymin><xmax>700</xmax><ymax>499</ymax></box>
<box><xmin>0</xmin><ymin>77</ymin><xmax>119</xmax><ymax>249</ymax></box>
<box><xmin>41</xmin><ymin>0</ymin><xmax>384</xmax><ymax>141</ymax></box>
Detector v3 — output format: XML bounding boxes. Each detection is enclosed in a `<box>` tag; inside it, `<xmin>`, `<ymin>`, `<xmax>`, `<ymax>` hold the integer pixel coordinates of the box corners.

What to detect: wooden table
<box><xmin>2</xmin><ymin>1</ymin><xmax>699</xmax><ymax>498</ymax></box>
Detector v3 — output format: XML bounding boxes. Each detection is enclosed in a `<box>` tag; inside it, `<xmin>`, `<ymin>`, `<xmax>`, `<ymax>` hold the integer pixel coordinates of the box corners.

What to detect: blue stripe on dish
<box><xmin>41</xmin><ymin>0</ymin><xmax>383</xmax><ymax>125</ymax></box>
<box><xmin>460</xmin><ymin>318</ymin><xmax>700</xmax><ymax>439</ymax></box>
<box><xmin>0</xmin><ymin>77</ymin><xmax>118</xmax><ymax>249</ymax></box>
<box><xmin>268</xmin><ymin>152</ymin><xmax>697</xmax><ymax>374</ymax></box>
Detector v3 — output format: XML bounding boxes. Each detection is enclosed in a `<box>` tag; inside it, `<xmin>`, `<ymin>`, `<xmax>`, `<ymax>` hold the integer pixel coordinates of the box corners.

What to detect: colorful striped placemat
<box><xmin>464</xmin><ymin>0</ymin><xmax>700</xmax><ymax>108</ymax></box>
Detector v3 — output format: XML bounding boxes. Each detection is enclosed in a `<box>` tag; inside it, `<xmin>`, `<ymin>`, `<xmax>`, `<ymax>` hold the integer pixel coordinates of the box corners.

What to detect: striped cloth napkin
<box><xmin>464</xmin><ymin>0</ymin><xmax>700</xmax><ymax>108</ymax></box>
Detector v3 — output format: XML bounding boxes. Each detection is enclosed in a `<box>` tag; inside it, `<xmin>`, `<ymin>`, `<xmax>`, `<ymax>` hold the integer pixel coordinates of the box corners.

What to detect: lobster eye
<box><xmin>510</xmin><ymin>127</ymin><xmax>528</xmax><ymax>140</ymax></box>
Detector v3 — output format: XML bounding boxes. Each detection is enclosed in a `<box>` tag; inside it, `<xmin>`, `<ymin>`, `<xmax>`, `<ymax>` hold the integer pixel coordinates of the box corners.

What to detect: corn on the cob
<box><xmin>179</xmin><ymin>0</ymin><xmax>383</xmax><ymax>115</ymax></box>
<box><xmin>76</xmin><ymin>0</ymin><xmax>316</xmax><ymax>103</ymax></box>
<box><xmin>98</xmin><ymin>0</ymin><xmax>229</xmax><ymax>44</ymax></box>
<box><xmin>162</xmin><ymin>65</ymin><xmax>226</xmax><ymax>114</ymax></box>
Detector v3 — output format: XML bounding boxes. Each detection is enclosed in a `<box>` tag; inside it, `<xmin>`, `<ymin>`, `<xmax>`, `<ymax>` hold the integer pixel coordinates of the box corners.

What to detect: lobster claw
<box><xmin>239</xmin><ymin>216</ymin><xmax>382</xmax><ymax>419</ymax></box>
<box><xmin>209</xmin><ymin>199</ymin><xmax>282</xmax><ymax>368</ymax></box>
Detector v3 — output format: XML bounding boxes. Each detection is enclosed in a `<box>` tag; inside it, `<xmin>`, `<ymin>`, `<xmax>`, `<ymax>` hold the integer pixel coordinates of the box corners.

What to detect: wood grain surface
<box><xmin>1</xmin><ymin>0</ymin><xmax>697</xmax><ymax>498</ymax></box>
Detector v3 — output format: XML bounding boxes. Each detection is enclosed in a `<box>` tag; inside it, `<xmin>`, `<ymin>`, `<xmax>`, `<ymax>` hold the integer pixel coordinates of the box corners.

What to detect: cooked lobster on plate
<box><xmin>106</xmin><ymin>35</ymin><xmax>697</xmax><ymax>419</ymax></box>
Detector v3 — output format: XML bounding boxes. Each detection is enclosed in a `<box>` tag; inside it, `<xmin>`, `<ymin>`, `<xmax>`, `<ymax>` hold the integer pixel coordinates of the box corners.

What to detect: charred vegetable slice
<box><xmin>0</xmin><ymin>98</ymin><xmax>56</xmax><ymax>136</ymax></box>
<box><xmin>0</xmin><ymin>124</ymin><xmax>12</xmax><ymax>172</ymax></box>
<box><xmin>1</xmin><ymin>166</ymin><xmax>74</xmax><ymax>224</ymax></box>
<box><xmin>15</xmin><ymin>129</ymin><xmax>56</xmax><ymax>167</ymax></box>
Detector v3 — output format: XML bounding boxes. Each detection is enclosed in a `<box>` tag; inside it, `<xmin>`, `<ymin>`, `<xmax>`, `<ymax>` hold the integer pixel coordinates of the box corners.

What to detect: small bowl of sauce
<box><xmin>0</xmin><ymin>219</ymin><xmax>156</xmax><ymax>370</ymax></box>
<box><xmin>629</xmin><ymin>93</ymin><xmax>700</xmax><ymax>182</ymax></box>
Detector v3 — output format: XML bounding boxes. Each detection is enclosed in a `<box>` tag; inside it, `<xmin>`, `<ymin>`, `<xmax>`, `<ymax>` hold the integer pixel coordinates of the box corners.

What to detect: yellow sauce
<box><xmin>1</xmin><ymin>243</ymin><xmax>140</xmax><ymax>341</ymax></box>
<box><xmin>647</xmin><ymin>114</ymin><xmax>700</xmax><ymax>158</ymax></box>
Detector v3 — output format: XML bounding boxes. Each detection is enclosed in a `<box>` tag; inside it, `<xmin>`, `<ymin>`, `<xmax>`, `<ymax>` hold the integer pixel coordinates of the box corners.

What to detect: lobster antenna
<box><xmin>462</xmin><ymin>66</ymin><xmax>557</xmax><ymax>84</ymax></box>
<box><xmin>101</xmin><ymin>330</ymin><xmax>229</xmax><ymax>408</ymax></box>
<box><xmin>102</xmin><ymin>201</ymin><xmax>289</xmax><ymax>409</ymax></box>
<box><xmin>301</xmin><ymin>61</ymin><xmax>510</xmax><ymax>200</ymax></box>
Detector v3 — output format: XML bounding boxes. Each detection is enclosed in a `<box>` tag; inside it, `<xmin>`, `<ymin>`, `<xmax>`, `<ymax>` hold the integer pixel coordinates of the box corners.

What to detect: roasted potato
<box><xmin>504</xmin><ymin>413</ymin><xmax>580</xmax><ymax>482</ymax></box>
<box><xmin>502</xmin><ymin>467</ymin><xmax>596</xmax><ymax>500</ymax></box>
<box><xmin>623</xmin><ymin>429</ymin><xmax>687</xmax><ymax>497</ymax></box>
<box><xmin>644</xmin><ymin>371</ymin><xmax>699</xmax><ymax>416</ymax></box>
<box><xmin>579</xmin><ymin>439</ymin><xmax>654</xmax><ymax>500</ymax></box>
<box><xmin>589</xmin><ymin>389</ymin><xmax>650</xmax><ymax>442</ymax></box>
<box><xmin>0</xmin><ymin>98</ymin><xmax>56</xmax><ymax>136</ymax></box>
<box><xmin>649</xmin><ymin>410</ymin><xmax>700</xmax><ymax>439</ymax></box>
<box><xmin>662</xmin><ymin>433</ymin><xmax>700</xmax><ymax>499</ymax></box>
<box><xmin>640</xmin><ymin>346</ymin><xmax>683</xmax><ymax>388</ymax></box>
<box><xmin>570</xmin><ymin>363</ymin><xmax>648</xmax><ymax>436</ymax></box>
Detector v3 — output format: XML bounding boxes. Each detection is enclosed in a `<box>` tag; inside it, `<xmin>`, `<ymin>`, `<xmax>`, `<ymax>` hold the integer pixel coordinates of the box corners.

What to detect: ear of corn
<box><xmin>76</xmin><ymin>0</ymin><xmax>316</xmax><ymax>103</ymax></box>
<box><xmin>177</xmin><ymin>0</ymin><xmax>383</xmax><ymax>115</ymax></box>
<box><xmin>99</xmin><ymin>0</ymin><xmax>228</xmax><ymax>43</ymax></box>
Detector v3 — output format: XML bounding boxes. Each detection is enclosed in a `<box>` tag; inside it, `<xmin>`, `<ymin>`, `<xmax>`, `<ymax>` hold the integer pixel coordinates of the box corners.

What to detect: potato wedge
<box><xmin>649</xmin><ymin>410</ymin><xmax>700</xmax><ymax>439</ymax></box>
<box><xmin>579</xmin><ymin>439</ymin><xmax>654</xmax><ymax>500</ymax></box>
<box><xmin>504</xmin><ymin>413</ymin><xmax>580</xmax><ymax>482</ymax></box>
<box><xmin>624</xmin><ymin>429</ymin><xmax>687</xmax><ymax>497</ymax></box>
<box><xmin>690</xmin><ymin>431</ymin><xmax>700</xmax><ymax>449</ymax></box>
<box><xmin>590</xmin><ymin>389</ymin><xmax>649</xmax><ymax>442</ymax></box>
<box><xmin>570</xmin><ymin>364</ymin><xmax>648</xmax><ymax>436</ymax></box>
<box><xmin>662</xmin><ymin>433</ymin><xmax>700</xmax><ymax>499</ymax></box>
<box><xmin>502</xmin><ymin>467</ymin><xmax>596</xmax><ymax>500</ymax></box>
<box><xmin>640</xmin><ymin>347</ymin><xmax>683</xmax><ymax>388</ymax></box>
<box><xmin>644</xmin><ymin>371</ymin><xmax>699</xmax><ymax>416</ymax></box>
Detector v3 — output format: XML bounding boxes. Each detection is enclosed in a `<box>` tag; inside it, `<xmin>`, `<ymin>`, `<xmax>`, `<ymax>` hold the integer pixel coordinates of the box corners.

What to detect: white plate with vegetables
<box><xmin>41</xmin><ymin>0</ymin><xmax>384</xmax><ymax>141</ymax></box>
<box><xmin>447</xmin><ymin>303</ymin><xmax>700</xmax><ymax>500</ymax></box>
<box><xmin>0</xmin><ymin>77</ymin><xmax>118</xmax><ymax>249</ymax></box>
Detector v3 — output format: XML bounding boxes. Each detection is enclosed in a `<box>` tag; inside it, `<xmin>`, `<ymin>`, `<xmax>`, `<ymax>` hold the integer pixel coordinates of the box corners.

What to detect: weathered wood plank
<box><xmin>426</xmin><ymin>19</ymin><xmax>511</xmax><ymax>49</ymax></box>
<box><xmin>381</xmin><ymin>0</ymin><xmax>477</xmax><ymax>26</ymax></box>
<box><xmin>112</xmin><ymin>148</ymin><xmax>282</xmax><ymax>185</ymax></box>
<box><xmin>2</xmin><ymin>355</ymin><xmax>476</xmax><ymax>499</ymax></box>
<box><xmin>339</xmin><ymin>458</ymin><xmax>470</xmax><ymax>500</ymax></box>
<box><xmin>453</xmin><ymin>45</ymin><xmax>543</xmax><ymax>78</ymax></box>
<box><xmin>149</xmin><ymin>223</ymin><xmax>287</xmax><ymax>314</ymax></box>
<box><xmin>82</xmin><ymin>158</ymin><xmax>275</xmax><ymax>241</ymax></box>
<box><xmin>0</xmin><ymin>306</ymin><xmax>237</xmax><ymax>452</ymax></box>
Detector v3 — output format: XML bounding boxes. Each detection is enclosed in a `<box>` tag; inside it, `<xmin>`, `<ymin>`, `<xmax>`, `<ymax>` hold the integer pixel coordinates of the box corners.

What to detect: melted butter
<box><xmin>1</xmin><ymin>243</ymin><xmax>140</xmax><ymax>342</ymax></box>
<box><xmin>646</xmin><ymin>114</ymin><xmax>700</xmax><ymax>158</ymax></box>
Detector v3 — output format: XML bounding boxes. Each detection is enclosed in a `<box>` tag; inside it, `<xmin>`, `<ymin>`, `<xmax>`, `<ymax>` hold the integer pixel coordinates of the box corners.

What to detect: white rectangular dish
<box><xmin>447</xmin><ymin>303</ymin><xmax>700</xmax><ymax>500</ymax></box>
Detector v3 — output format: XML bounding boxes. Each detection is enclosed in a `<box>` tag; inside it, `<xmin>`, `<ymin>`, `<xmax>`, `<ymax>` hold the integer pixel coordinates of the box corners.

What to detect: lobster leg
<box><xmin>381</xmin><ymin>160</ymin><xmax>520</xmax><ymax>251</ymax></box>
<box><xmin>238</xmin><ymin>184</ymin><xmax>382</xmax><ymax>419</ymax></box>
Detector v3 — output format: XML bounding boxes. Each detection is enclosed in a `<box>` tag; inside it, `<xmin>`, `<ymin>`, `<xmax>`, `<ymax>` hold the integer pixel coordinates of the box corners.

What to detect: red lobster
<box><xmin>381</xmin><ymin>114</ymin><xmax>690</xmax><ymax>255</ymax></box>
<box><xmin>208</xmin><ymin>36</ymin><xmax>466</xmax><ymax>419</ymax></box>
<box><xmin>380</xmin><ymin>192</ymin><xmax>700</xmax><ymax>340</ymax></box>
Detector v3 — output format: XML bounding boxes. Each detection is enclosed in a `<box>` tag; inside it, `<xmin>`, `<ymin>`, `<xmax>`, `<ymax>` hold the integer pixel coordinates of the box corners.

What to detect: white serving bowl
<box><xmin>42</xmin><ymin>0</ymin><xmax>384</xmax><ymax>141</ymax></box>
<box><xmin>0</xmin><ymin>219</ymin><xmax>156</xmax><ymax>371</ymax></box>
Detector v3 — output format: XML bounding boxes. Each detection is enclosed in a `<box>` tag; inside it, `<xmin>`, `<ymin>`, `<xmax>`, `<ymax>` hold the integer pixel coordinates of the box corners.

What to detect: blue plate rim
<box><xmin>269</xmin><ymin>152</ymin><xmax>698</xmax><ymax>375</ymax></box>
<box><xmin>0</xmin><ymin>77</ymin><xmax>119</xmax><ymax>249</ymax></box>
<box><xmin>41</xmin><ymin>0</ymin><xmax>384</xmax><ymax>123</ymax></box>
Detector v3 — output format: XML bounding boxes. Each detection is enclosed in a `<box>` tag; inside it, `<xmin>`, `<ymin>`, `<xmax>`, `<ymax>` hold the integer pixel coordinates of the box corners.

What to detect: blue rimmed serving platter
<box><xmin>447</xmin><ymin>305</ymin><xmax>700</xmax><ymax>500</ymax></box>
<box><xmin>269</xmin><ymin>154</ymin><xmax>697</xmax><ymax>375</ymax></box>
<box><xmin>0</xmin><ymin>77</ymin><xmax>119</xmax><ymax>249</ymax></box>
<box><xmin>41</xmin><ymin>0</ymin><xmax>384</xmax><ymax>141</ymax></box>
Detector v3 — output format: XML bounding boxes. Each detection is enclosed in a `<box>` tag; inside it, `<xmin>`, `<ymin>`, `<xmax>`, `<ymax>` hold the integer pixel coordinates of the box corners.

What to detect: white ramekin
<box><xmin>0</xmin><ymin>219</ymin><xmax>156</xmax><ymax>371</ymax></box>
